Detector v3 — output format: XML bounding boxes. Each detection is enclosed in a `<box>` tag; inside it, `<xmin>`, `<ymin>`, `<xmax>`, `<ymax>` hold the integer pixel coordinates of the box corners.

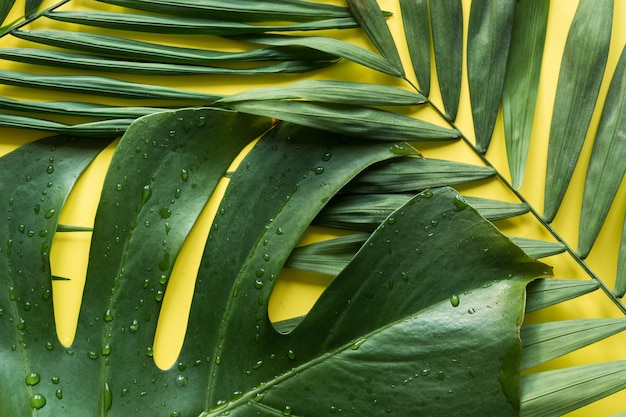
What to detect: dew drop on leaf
<box><xmin>29</xmin><ymin>394</ymin><xmax>46</xmax><ymax>410</ymax></box>
<box><xmin>181</xmin><ymin>169</ymin><xmax>189</xmax><ymax>181</ymax></box>
<box><xmin>55</xmin><ymin>389</ymin><xmax>62</xmax><ymax>400</ymax></box>
<box><xmin>449</xmin><ymin>294</ymin><xmax>460</xmax><ymax>307</ymax></box>
<box><xmin>44</xmin><ymin>209</ymin><xmax>56</xmax><ymax>219</ymax></box>
<box><xmin>175</xmin><ymin>375</ymin><xmax>188</xmax><ymax>387</ymax></box>
<box><xmin>129</xmin><ymin>319</ymin><xmax>140</xmax><ymax>333</ymax></box>
<box><xmin>25</xmin><ymin>372</ymin><xmax>40</xmax><ymax>386</ymax></box>
<box><xmin>51</xmin><ymin>376</ymin><xmax>59</xmax><ymax>384</ymax></box>
<box><xmin>287</xmin><ymin>349</ymin><xmax>296</xmax><ymax>360</ymax></box>
<box><xmin>282</xmin><ymin>405</ymin><xmax>293</xmax><ymax>416</ymax></box>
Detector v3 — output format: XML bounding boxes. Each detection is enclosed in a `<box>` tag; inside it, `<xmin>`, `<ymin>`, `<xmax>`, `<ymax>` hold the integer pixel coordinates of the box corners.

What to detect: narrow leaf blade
<box><xmin>400</xmin><ymin>0</ymin><xmax>431</xmax><ymax>95</ymax></box>
<box><xmin>525</xmin><ymin>278</ymin><xmax>600</xmax><ymax>313</ymax></box>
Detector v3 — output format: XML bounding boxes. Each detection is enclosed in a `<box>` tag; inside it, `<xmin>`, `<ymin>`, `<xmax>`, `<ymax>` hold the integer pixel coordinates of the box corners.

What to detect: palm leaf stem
<box><xmin>0</xmin><ymin>0</ymin><xmax>69</xmax><ymax>37</ymax></box>
<box><xmin>403</xmin><ymin>78</ymin><xmax>626</xmax><ymax>316</ymax></box>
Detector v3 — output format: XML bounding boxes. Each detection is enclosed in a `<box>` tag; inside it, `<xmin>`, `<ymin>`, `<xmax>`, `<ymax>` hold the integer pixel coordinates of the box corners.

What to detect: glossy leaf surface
<box><xmin>400</xmin><ymin>0</ymin><xmax>431</xmax><ymax>95</ymax></box>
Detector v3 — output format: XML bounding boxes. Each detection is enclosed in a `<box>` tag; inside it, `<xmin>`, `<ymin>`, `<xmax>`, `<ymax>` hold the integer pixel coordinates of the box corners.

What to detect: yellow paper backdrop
<box><xmin>1</xmin><ymin>0</ymin><xmax>626</xmax><ymax>415</ymax></box>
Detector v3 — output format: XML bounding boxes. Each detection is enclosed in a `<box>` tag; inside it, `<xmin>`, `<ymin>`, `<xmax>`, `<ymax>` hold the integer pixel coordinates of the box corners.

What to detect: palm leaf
<box><xmin>399</xmin><ymin>0</ymin><xmax>430</xmax><ymax>95</ymax></box>
<box><xmin>542</xmin><ymin>0</ymin><xmax>613</xmax><ymax>222</ymax></box>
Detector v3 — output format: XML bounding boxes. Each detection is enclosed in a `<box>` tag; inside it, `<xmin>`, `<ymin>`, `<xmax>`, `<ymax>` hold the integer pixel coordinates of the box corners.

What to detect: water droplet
<box><xmin>254</xmin><ymin>279</ymin><xmax>264</xmax><ymax>290</ymax></box>
<box><xmin>104</xmin><ymin>382</ymin><xmax>113</xmax><ymax>410</ymax></box>
<box><xmin>55</xmin><ymin>389</ymin><xmax>62</xmax><ymax>400</ymax></box>
<box><xmin>29</xmin><ymin>394</ymin><xmax>46</xmax><ymax>410</ymax></box>
<box><xmin>282</xmin><ymin>405</ymin><xmax>293</xmax><ymax>416</ymax></box>
<box><xmin>159</xmin><ymin>207</ymin><xmax>172</xmax><ymax>219</ymax></box>
<box><xmin>263</xmin><ymin>253</ymin><xmax>270</xmax><ymax>262</ymax></box>
<box><xmin>174</xmin><ymin>188</ymin><xmax>181</xmax><ymax>199</ymax></box>
<box><xmin>170</xmin><ymin>412</ymin><xmax>181</xmax><ymax>417</ymax></box>
<box><xmin>25</xmin><ymin>372</ymin><xmax>41</xmax><ymax>386</ymax></box>
<box><xmin>168</xmin><ymin>129</ymin><xmax>176</xmax><ymax>137</ymax></box>
<box><xmin>51</xmin><ymin>376</ymin><xmax>60</xmax><ymax>384</ymax></box>
<box><xmin>350</xmin><ymin>338</ymin><xmax>366</xmax><ymax>350</ymax></box>
<box><xmin>387</xmin><ymin>217</ymin><xmax>395</xmax><ymax>225</ymax></box>
<box><xmin>46</xmin><ymin>165</ymin><xmax>54</xmax><ymax>174</ymax></box>
<box><xmin>120</xmin><ymin>388</ymin><xmax>128</xmax><ymax>397</ymax></box>
<box><xmin>287</xmin><ymin>349</ymin><xmax>296</xmax><ymax>360</ymax></box>
<box><xmin>44</xmin><ymin>208</ymin><xmax>56</xmax><ymax>219</ymax></box>
<box><xmin>276</xmin><ymin>227</ymin><xmax>284</xmax><ymax>235</ymax></box>
<box><xmin>468</xmin><ymin>307</ymin><xmax>476</xmax><ymax>314</ymax></box>
<box><xmin>313</xmin><ymin>166</ymin><xmax>324</xmax><ymax>175</ymax></box>
<box><xmin>449</xmin><ymin>294</ymin><xmax>460</xmax><ymax>307</ymax></box>
<box><xmin>102</xmin><ymin>344</ymin><xmax>112</xmax><ymax>356</ymax></box>
<box><xmin>45</xmin><ymin>342</ymin><xmax>54</xmax><ymax>351</ymax></box>
<box><xmin>175</xmin><ymin>375</ymin><xmax>188</xmax><ymax>387</ymax></box>
<box><xmin>155</xmin><ymin>289</ymin><xmax>164</xmax><ymax>302</ymax></box>
<box><xmin>17</xmin><ymin>318</ymin><xmax>25</xmax><ymax>330</ymax></box>
<box><xmin>129</xmin><ymin>319</ymin><xmax>140</xmax><ymax>333</ymax></box>
<box><xmin>436</xmin><ymin>371</ymin><xmax>445</xmax><ymax>380</ymax></box>
<box><xmin>18</xmin><ymin>224</ymin><xmax>25</xmax><ymax>233</ymax></box>
<box><xmin>88</xmin><ymin>351</ymin><xmax>99</xmax><ymax>360</ymax></box>
<box><xmin>9</xmin><ymin>286</ymin><xmax>16</xmax><ymax>300</ymax></box>
<box><xmin>25</xmin><ymin>176</ymin><xmax>32</xmax><ymax>182</ymax></box>
<box><xmin>215</xmin><ymin>356</ymin><xmax>221</xmax><ymax>365</ymax></box>
<box><xmin>23</xmin><ymin>301</ymin><xmax>32</xmax><ymax>311</ymax></box>
<box><xmin>230</xmin><ymin>391</ymin><xmax>243</xmax><ymax>402</ymax></box>
<box><xmin>252</xmin><ymin>360</ymin><xmax>263</xmax><ymax>369</ymax></box>
<box><xmin>38</xmin><ymin>230</ymin><xmax>48</xmax><ymax>238</ymax></box>
<box><xmin>453</xmin><ymin>195</ymin><xmax>468</xmax><ymax>211</ymax></box>
<box><xmin>400</xmin><ymin>272</ymin><xmax>409</xmax><ymax>281</ymax></box>
<box><xmin>104</xmin><ymin>309</ymin><xmax>113</xmax><ymax>322</ymax></box>
<box><xmin>159</xmin><ymin>253</ymin><xmax>171</xmax><ymax>271</ymax></box>
<box><xmin>255</xmin><ymin>268</ymin><xmax>265</xmax><ymax>278</ymax></box>
<box><xmin>389</xmin><ymin>143</ymin><xmax>415</xmax><ymax>155</ymax></box>
<box><xmin>421</xmin><ymin>190</ymin><xmax>433</xmax><ymax>198</ymax></box>
<box><xmin>253</xmin><ymin>393</ymin><xmax>264</xmax><ymax>402</ymax></box>
<box><xmin>138</xmin><ymin>185</ymin><xmax>152</xmax><ymax>209</ymax></box>
<box><xmin>115</xmin><ymin>183</ymin><xmax>123</xmax><ymax>191</ymax></box>
<box><xmin>329</xmin><ymin>406</ymin><xmax>338</xmax><ymax>413</ymax></box>
<box><xmin>181</xmin><ymin>169</ymin><xmax>189</xmax><ymax>181</ymax></box>
<box><xmin>321</xmin><ymin>152</ymin><xmax>332</xmax><ymax>161</ymax></box>
<box><xmin>420</xmin><ymin>369</ymin><xmax>430</xmax><ymax>376</ymax></box>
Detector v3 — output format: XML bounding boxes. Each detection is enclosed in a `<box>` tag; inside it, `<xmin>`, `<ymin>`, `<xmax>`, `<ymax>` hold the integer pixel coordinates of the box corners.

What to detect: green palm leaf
<box><xmin>542</xmin><ymin>0</ymin><xmax>613</xmax><ymax>222</ymax></box>
<box><xmin>399</xmin><ymin>0</ymin><xmax>430</xmax><ymax>95</ymax></box>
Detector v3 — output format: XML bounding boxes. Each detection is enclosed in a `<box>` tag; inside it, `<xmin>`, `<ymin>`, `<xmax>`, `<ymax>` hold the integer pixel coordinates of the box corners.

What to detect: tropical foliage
<box><xmin>0</xmin><ymin>0</ymin><xmax>626</xmax><ymax>416</ymax></box>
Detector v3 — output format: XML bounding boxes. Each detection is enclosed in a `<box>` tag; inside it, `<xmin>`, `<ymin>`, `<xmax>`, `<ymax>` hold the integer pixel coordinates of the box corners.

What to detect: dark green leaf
<box><xmin>346</xmin><ymin>0</ymin><xmax>405</xmax><ymax>77</ymax></box>
<box><xmin>285</xmin><ymin>233</ymin><xmax>369</xmax><ymax>276</ymax></box>
<box><xmin>0</xmin><ymin>135</ymin><xmax>111</xmax><ymax>416</ymax></box>
<box><xmin>0</xmin><ymin>0</ymin><xmax>15</xmax><ymax>26</ymax></box>
<box><xmin>0</xmin><ymin>114</ymin><xmax>132</xmax><ymax>137</ymax></box>
<box><xmin>467</xmin><ymin>0</ymin><xmax>515</xmax><ymax>153</ymax></box>
<box><xmin>0</xmin><ymin>69</ymin><xmax>222</xmax><ymax>101</ymax></box>
<box><xmin>521</xmin><ymin>319</ymin><xmax>626</xmax><ymax>370</ymax></box>
<box><xmin>577</xmin><ymin>45</ymin><xmax>626</xmax><ymax>258</ymax></box>
<box><xmin>0</xmin><ymin>96</ymin><xmax>167</xmax><ymax>119</ymax></box>
<box><xmin>614</xmin><ymin>218</ymin><xmax>626</xmax><ymax>297</ymax></box>
<box><xmin>25</xmin><ymin>0</ymin><xmax>42</xmax><ymax>16</ymax></box>
<box><xmin>543</xmin><ymin>0</ymin><xmax>613</xmax><ymax>222</ymax></box>
<box><xmin>521</xmin><ymin>361</ymin><xmax>626</xmax><ymax>417</ymax></box>
<box><xmin>430</xmin><ymin>0</ymin><xmax>463</xmax><ymax>121</ymax></box>
<box><xmin>346</xmin><ymin>157</ymin><xmax>494</xmax><ymax>193</ymax></box>
<box><xmin>47</xmin><ymin>11</ymin><xmax>358</xmax><ymax>34</ymax></box>
<box><xmin>400</xmin><ymin>0</ymin><xmax>431</xmax><ymax>95</ymax></box>
<box><xmin>222</xmin><ymin>100</ymin><xmax>458</xmax><ymax>142</ymax></box>
<box><xmin>13</xmin><ymin>29</ymin><xmax>337</xmax><ymax>63</ymax></box>
<box><xmin>72</xmin><ymin>108</ymin><xmax>271</xmax><ymax>416</ymax></box>
<box><xmin>525</xmin><ymin>278</ymin><xmax>600</xmax><ymax>313</ymax></box>
<box><xmin>231</xmin><ymin>34</ymin><xmax>404</xmax><ymax>77</ymax></box>
<box><xmin>218</xmin><ymin>80</ymin><xmax>426</xmax><ymax>106</ymax></box>
<box><xmin>509</xmin><ymin>237</ymin><xmax>566</xmax><ymax>259</ymax></box>
<box><xmin>176</xmin><ymin>121</ymin><xmax>416</xmax><ymax>414</ymax></box>
<box><xmin>0</xmin><ymin>48</ymin><xmax>335</xmax><ymax>75</ymax></box>
<box><xmin>464</xmin><ymin>196</ymin><xmax>529</xmax><ymax>221</ymax></box>
<box><xmin>96</xmin><ymin>0</ymin><xmax>353</xmax><ymax>22</ymax></box>
<box><xmin>502</xmin><ymin>0</ymin><xmax>549</xmax><ymax>189</ymax></box>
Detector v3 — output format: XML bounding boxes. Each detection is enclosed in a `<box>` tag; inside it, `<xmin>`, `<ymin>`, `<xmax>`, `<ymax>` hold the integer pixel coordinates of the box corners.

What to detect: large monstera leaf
<box><xmin>0</xmin><ymin>108</ymin><xmax>549</xmax><ymax>416</ymax></box>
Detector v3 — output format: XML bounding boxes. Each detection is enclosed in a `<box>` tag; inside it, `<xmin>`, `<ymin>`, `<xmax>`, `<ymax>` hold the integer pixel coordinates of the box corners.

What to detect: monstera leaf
<box><xmin>2</xmin><ymin>0</ymin><xmax>626</xmax><ymax>415</ymax></box>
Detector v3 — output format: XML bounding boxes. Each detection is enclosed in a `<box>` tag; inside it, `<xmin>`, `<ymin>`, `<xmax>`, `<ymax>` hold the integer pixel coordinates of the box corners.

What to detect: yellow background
<box><xmin>1</xmin><ymin>0</ymin><xmax>626</xmax><ymax>415</ymax></box>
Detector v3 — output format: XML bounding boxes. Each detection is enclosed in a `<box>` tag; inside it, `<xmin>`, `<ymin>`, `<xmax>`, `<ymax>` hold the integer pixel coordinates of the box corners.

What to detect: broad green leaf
<box><xmin>400</xmin><ymin>0</ymin><xmax>431</xmax><ymax>95</ymax></box>
<box><xmin>346</xmin><ymin>0</ymin><xmax>405</xmax><ymax>77</ymax></box>
<box><xmin>47</xmin><ymin>11</ymin><xmax>358</xmax><ymax>34</ymax></box>
<box><xmin>521</xmin><ymin>319</ymin><xmax>626</xmax><ymax>370</ymax></box>
<box><xmin>222</xmin><ymin>100</ymin><xmax>458</xmax><ymax>142</ymax></box>
<box><xmin>525</xmin><ymin>278</ymin><xmax>600</xmax><ymax>313</ymax></box>
<box><xmin>0</xmin><ymin>114</ymin><xmax>132</xmax><ymax>136</ymax></box>
<box><xmin>218</xmin><ymin>80</ymin><xmax>426</xmax><ymax>106</ymax></box>
<box><xmin>187</xmin><ymin>187</ymin><xmax>549</xmax><ymax>415</ymax></box>
<box><xmin>231</xmin><ymin>34</ymin><xmax>404</xmax><ymax>77</ymax></box>
<box><xmin>502</xmin><ymin>0</ymin><xmax>549</xmax><ymax>189</ymax></box>
<box><xmin>71</xmin><ymin>108</ymin><xmax>271</xmax><ymax>416</ymax></box>
<box><xmin>25</xmin><ymin>0</ymin><xmax>42</xmax><ymax>16</ymax></box>
<box><xmin>346</xmin><ymin>157</ymin><xmax>494</xmax><ymax>193</ymax></box>
<box><xmin>467</xmin><ymin>0</ymin><xmax>515</xmax><ymax>153</ymax></box>
<box><xmin>0</xmin><ymin>0</ymin><xmax>16</xmax><ymax>26</ymax></box>
<box><xmin>430</xmin><ymin>0</ymin><xmax>463</xmax><ymax>121</ymax></box>
<box><xmin>543</xmin><ymin>0</ymin><xmax>613</xmax><ymax>222</ymax></box>
<box><xmin>521</xmin><ymin>361</ymin><xmax>626</xmax><ymax>417</ymax></box>
<box><xmin>509</xmin><ymin>237</ymin><xmax>566</xmax><ymax>259</ymax></box>
<box><xmin>615</xmin><ymin>218</ymin><xmax>626</xmax><ymax>297</ymax></box>
<box><xmin>577</xmin><ymin>45</ymin><xmax>626</xmax><ymax>258</ymax></box>
<box><xmin>285</xmin><ymin>233</ymin><xmax>369</xmax><ymax>276</ymax></box>
<box><xmin>96</xmin><ymin>0</ymin><xmax>353</xmax><ymax>22</ymax></box>
<box><xmin>314</xmin><ymin>193</ymin><xmax>528</xmax><ymax>232</ymax></box>
<box><xmin>174</xmin><ymin>121</ymin><xmax>419</xmax><ymax>414</ymax></box>
<box><xmin>0</xmin><ymin>70</ymin><xmax>222</xmax><ymax>101</ymax></box>
<box><xmin>0</xmin><ymin>96</ymin><xmax>167</xmax><ymax>118</ymax></box>
<box><xmin>0</xmin><ymin>48</ymin><xmax>335</xmax><ymax>75</ymax></box>
<box><xmin>13</xmin><ymin>29</ymin><xmax>337</xmax><ymax>63</ymax></box>
<box><xmin>0</xmin><ymin>135</ymin><xmax>111</xmax><ymax>416</ymax></box>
